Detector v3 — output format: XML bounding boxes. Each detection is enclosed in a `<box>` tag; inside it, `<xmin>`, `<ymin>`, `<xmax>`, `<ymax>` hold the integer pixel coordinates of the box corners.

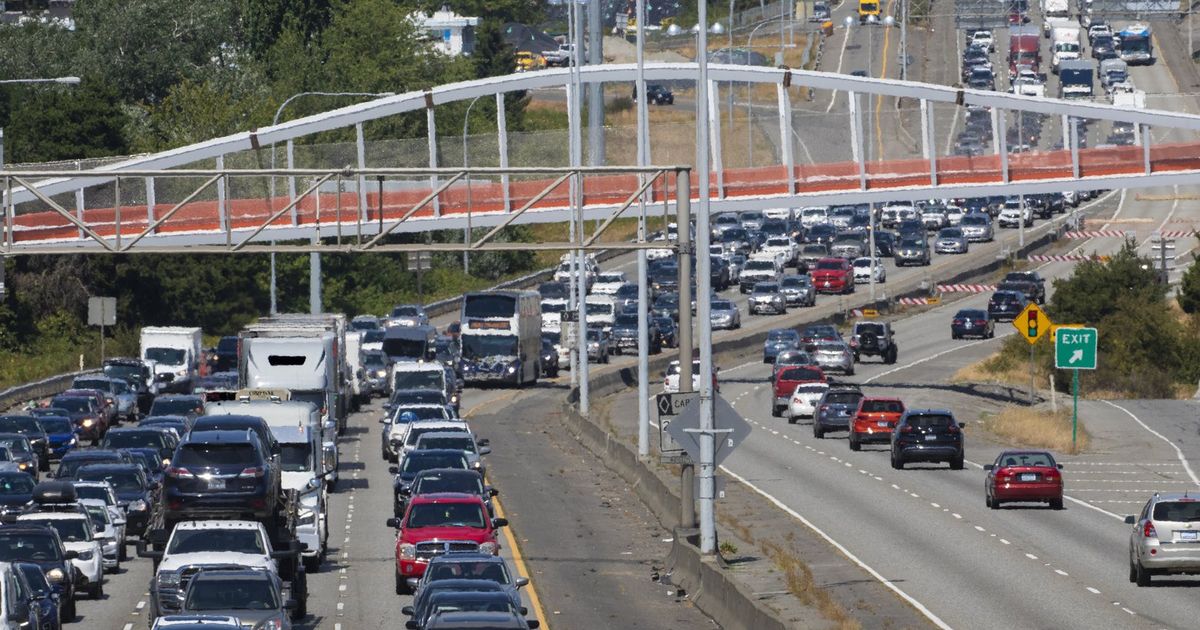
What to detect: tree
<box><xmin>1048</xmin><ymin>242</ymin><xmax>1164</xmax><ymax>325</ymax></box>
<box><xmin>4</xmin><ymin>79</ymin><xmax>129</xmax><ymax>163</ymax></box>
<box><xmin>242</xmin><ymin>0</ymin><xmax>334</xmax><ymax>58</ymax></box>
<box><xmin>1177</xmin><ymin>237</ymin><xmax>1200</xmax><ymax>314</ymax></box>
<box><xmin>130</xmin><ymin>79</ymin><xmax>275</xmax><ymax>153</ymax></box>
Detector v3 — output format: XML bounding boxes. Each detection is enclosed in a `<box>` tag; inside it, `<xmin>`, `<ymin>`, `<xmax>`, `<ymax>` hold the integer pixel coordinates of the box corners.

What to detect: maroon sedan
<box><xmin>985</xmin><ymin>450</ymin><xmax>1064</xmax><ymax>510</ymax></box>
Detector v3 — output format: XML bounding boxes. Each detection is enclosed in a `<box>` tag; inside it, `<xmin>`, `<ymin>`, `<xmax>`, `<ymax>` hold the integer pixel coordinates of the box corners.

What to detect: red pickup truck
<box><xmin>386</xmin><ymin>493</ymin><xmax>508</xmax><ymax>593</ymax></box>
<box><xmin>810</xmin><ymin>258</ymin><xmax>854</xmax><ymax>295</ymax></box>
<box><xmin>772</xmin><ymin>365</ymin><xmax>826</xmax><ymax>417</ymax></box>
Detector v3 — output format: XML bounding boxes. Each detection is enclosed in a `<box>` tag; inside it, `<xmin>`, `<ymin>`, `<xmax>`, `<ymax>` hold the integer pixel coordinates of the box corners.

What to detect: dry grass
<box><xmin>982</xmin><ymin>406</ymin><xmax>1090</xmax><ymax>455</ymax></box>
<box><xmin>951</xmin><ymin>353</ymin><xmax>1033</xmax><ymax>386</ymax></box>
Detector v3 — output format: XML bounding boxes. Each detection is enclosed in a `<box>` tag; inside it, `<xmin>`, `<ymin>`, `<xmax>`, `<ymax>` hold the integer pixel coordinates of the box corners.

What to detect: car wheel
<box><xmin>395</xmin><ymin>569</ymin><xmax>408</xmax><ymax>594</ymax></box>
<box><xmin>89</xmin><ymin>578</ymin><xmax>103</xmax><ymax>599</ymax></box>
<box><xmin>119</xmin><ymin>542</ymin><xmax>128</xmax><ymax>562</ymax></box>
<box><xmin>813</xmin><ymin>423</ymin><xmax>824</xmax><ymax>439</ymax></box>
<box><xmin>787</xmin><ymin>415</ymin><xmax>796</xmax><ymax>425</ymax></box>
<box><xmin>61</xmin><ymin>597</ymin><xmax>76</xmax><ymax>623</ymax></box>
<box><xmin>950</xmin><ymin>456</ymin><xmax>964</xmax><ymax>470</ymax></box>
<box><xmin>1134</xmin><ymin>559</ymin><xmax>1152</xmax><ymax>586</ymax></box>
<box><xmin>1050</xmin><ymin>498</ymin><xmax>1064</xmax><ymax>510</ymax></box>
<box><xmin>986</xmin><ymin>494</ymin><xmax>994</xmax><ymax>509</ymax></box>
<box><xmin>853</xmin><ymin>353</ymin><xmax>860</xmax><ymax>363</ymax></box>
<box><xmin>885</xmin><ymin>347</ymin><xmax>897</xmax><ymax>364</ymax></box>
<box><xmin>849</xmin><ymin>436</ymin><xmax>861</xmax><ymax>451</ymax></box>
<box><xmin>891</xmin><ymin>451</ymin><xmax>904</xmax><ymax>469</ymax></box>
<box><xmin>1128</xmin><ymin>557</ymin><xmax>1138</xmax><ymax>583</ymax></box>
<box><xmin>771</xmin><ymin>406</ymin><xmax>781</xmax><ymax>418</ymax></box>
<box><xmin>846</xmin><ymin>366</ymin><xmax>854</xmax><ymax>376</ymax></box>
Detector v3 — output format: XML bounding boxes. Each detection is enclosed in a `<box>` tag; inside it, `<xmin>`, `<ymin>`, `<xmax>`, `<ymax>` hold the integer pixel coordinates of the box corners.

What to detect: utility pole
<box><xmin>676</xmin><ymin>172</ymin><xmax>695</xmax><ymax>530</ymax></box>
<box><xmin>695</xmin><ymin>0</ymin><xmax>718</xmax><ymax>556</ymax></box>
<box><xmin>587</xmin><ymin>0</ymin><xmax>605</xmax><ymax>166</ymax></box>
<box><xmin>1151</xmin><ymin>233</ymin><xmax>1176</xmax><ymax>285</ymax></box>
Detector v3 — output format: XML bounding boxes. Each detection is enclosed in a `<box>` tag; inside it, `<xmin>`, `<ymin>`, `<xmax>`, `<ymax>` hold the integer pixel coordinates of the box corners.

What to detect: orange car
<box><xmin>849</xmin><ymin>397</ymin><xmax>905</xmax><ymax>451</ymax></box>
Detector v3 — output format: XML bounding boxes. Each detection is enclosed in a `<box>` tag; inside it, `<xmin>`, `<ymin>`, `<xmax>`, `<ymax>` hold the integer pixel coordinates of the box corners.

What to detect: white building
<box><xmin>412</xmin><ymin>6</ymin><xmax>479</xmax><ymax>56</ymax></box>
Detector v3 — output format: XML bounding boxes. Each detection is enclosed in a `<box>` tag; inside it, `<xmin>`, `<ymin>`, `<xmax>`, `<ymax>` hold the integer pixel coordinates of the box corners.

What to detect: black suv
<box><xmin>610</xmin><ymin>313</ymin><xmax>663</xmax><ymax>356</ymax></box>
<box><xmin>55</xmin><ymin>449</ymin><xmax>134</xmax><ymax>479</ymax></box>
<box><xmin>389</xmin><ymin>450</ymin><xmax>471</xmax><ymax>518</ymax></box>
<box><xmin>73</xmin><ymin>463</ymin><xmax>160</xmax><ymax>538</ymax></box>
<box><xmin>0</xmin><ymin>416</ymin><xmax>50</xmax><ymax>472</ymax></box>
<box><xmin>891</xmin><ymin>410</ymin><xmax>965</xmax><ymax>470</ymax></box>
<box><xmin>0</xmin><ymin>524</ymin><xmax>78</xmax><ymax>620</ymax></box>
<box><xmin>163</xmin><ymin>430</ymin><xmax>281</xmax><ymax>527</ymax></box>
<box><xmin>396</xmin><ymin>468</ymin><xmax>496</xmax><ymax>521</ymax></box>
<box><xmin>1001</xmin><ymin>271</ymin><xmax>1045</xmax><ymax>304</ymax></box>
<box><xmin>190</xmin><ymin>415</ymin><xmax>281</xmax><ymax>465</ymax></box>
<box><xmin>987</xmin><ymin>290</ymin><xmax>1029</xmax><ymax>322</ymax></box>
<box><xmin>850</xmin><ymin>322</ymin><xmax>898</xmax><ymax>364</ymax></box>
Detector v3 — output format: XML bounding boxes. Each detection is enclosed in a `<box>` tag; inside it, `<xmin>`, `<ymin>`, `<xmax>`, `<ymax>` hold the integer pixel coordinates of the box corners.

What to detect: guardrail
<box><xmin>0</xmin><ymin>369</ymin><xmax>100</xmax><ymax>412</ymax></box>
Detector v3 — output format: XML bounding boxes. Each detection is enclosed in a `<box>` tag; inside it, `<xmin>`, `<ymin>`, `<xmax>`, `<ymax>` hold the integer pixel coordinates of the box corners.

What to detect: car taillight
<box><xmin>239</xmin><ymin>467</ymin><xmax>264</xmax><ymax>478</ymax></box>
<box><xmin>952</xmin><ymin>319</ymin><xmax>963</xmax><ymax>325</ymax></box>
<box><xmin>946</xmin><ymin>423</ymin><xmax>960</xmax><ymax>433</ymax></box>
<box><xmin>975</xmin><ymin>320</ymin><xmax>986</xmax><ymax>326</ymax></box>
<box><xmin>166</xmin><ymin>467</ymin><xmax>194</xmax><ymax>478</ymax></box>
<box><xmin>1143</xmin><ymin>521</ymin><xmax>1157</xmax><ymax>539</ymax></box>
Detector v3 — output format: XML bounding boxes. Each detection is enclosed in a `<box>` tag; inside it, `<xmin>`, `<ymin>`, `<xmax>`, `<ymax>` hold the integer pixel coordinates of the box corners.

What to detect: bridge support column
<box><xmin>849</xmin><ymin>92</ymin><xmax>866</xmax><ymax>189</ymax></box>
<box><xmin>1141</xmin><ymin>124</ymin><xmax>1150</xmax><ymax>175</ymax></box>
<box><xmin>997</xmin><ymin>109</ymin><xmax>1009</xmax><ymax>183</ymax></box>
<box><xmin>496</xmin><ymin>93</ymin><xmax>511</xmax><ymax>213</ymax></box>
<box><xmin>707</xmin><ymin>80</ymin><xmax>724</xmax><ymax>198</ymax></box>
<box><xmin>777</xmin><ymin>84</ymin><xmax>795</xmax><ymax>194</ymax></box>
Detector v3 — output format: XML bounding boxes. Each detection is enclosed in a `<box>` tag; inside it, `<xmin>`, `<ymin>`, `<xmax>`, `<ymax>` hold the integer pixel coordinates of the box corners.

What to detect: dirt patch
<box><xmin>981</xmin><ymin>405</ymin><xmax>1089</xmax><ymax>454</ymax></box>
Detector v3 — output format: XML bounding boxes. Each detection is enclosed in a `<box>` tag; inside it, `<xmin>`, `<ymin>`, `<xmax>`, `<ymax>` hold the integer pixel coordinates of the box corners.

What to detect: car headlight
<box><xmin>17</xmin><ymin>462</ymin><xmax>29</xmax><ymax>470</ymax></box>
<box><xmin>76</xmin><ymin>550</ymin><xmax>94</xmax><ymax>561</ymax></box>
<box><xmin>129</xmin><ymin>499</ymin><xmax>148</xmax><ymax>512</ymax></box>
<box><xmin>399</xmin><ymin>543</ymin><xmax>416</xmax><ymax>559</ymax></box>
<box><xmin>46</xmin><ymin>568</ymin><xmax>65</xmax><ymax>583</ymax></box>
<box><xmin>67</xmin><ymin>437</ymin><xmax>77</xmax><ymax>445</ymax></box>
<box><xmin>478</xmin><ymin>541</ymin><xmax>498</xmax><ymax>555</ymax></box>
<box><xmin>507</xmin><ymin>365</ymin><xmax>517</xmax><ymax>374</ymax></box>
<box><xmin>375</xmin><ymin>370</ymin><xmax>388</xmax><ymax>378</ymax></box>
<box><xmin>253</xmin><ymin>617</ymin><xmax>285</xmax><ymax>630</ymax></box>
<box><xmin>298</xmin><ymin>510</ymin><xmax>317</xmax><ymax>525</ymax></box>
<box><xmin>81</xmin><ymin>419</ymin><xmax>94</xmax><ymax>428</ymax></box>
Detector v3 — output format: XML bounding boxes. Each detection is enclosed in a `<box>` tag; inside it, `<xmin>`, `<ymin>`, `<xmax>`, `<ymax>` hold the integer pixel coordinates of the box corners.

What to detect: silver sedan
<box><xmin>813</xmin><ymin>341</ymin><xmax>855</xmax><ymax>376</ymax></box>
<box><xmin>709</xmin><ymin>299</ymin><xmax>742</xmax><ymax>330</ymax></box>
<box><xmin>934</xmin><ymin>227</ymin><xmax>969</xmax><ymax>254</ymax></box>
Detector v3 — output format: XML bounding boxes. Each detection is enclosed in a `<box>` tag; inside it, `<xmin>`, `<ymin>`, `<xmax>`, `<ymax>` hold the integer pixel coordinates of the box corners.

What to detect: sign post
<box><xmin>406</xmin><ymin>252</ymin><xmax>433</xmax><ymax>302</ymax></box>
<box><xmin>1055</xmin><ymin>326</ymin><xmax>1098</xmax><ymax>452</ymax></box>
<box><xmin>87</xmin><ymin>296</ymin><xmax>117</xmax><ymax>362</ymax></box>
<box><xmin>656</xmin><ymin>392</ymin><xmax>697</xmax><ymax>460</ymax></box>
<box><xmin>1012</xmin><ymin>303</ymin><xmax>1053</xmax><ymax>404</ymax></box>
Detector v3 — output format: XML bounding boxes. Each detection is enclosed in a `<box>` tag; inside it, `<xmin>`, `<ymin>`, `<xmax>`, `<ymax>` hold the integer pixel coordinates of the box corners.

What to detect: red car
<box><xmin>772</xmin><ymin>365</ymin><xmax>826</xmax><ymax>417</ymax></box>
<box><xmin>386</xmin><ymin>493</ymin><xmax>507</xmax><ymax>593</ymax></box>
<box><xmin>985</xmin><ymin>450</ymin><xmax>1064</xmax><ymax>510</ymax></box>
<box><xmin>849</xmin><ymin>397</ymin><xmax>905</xmax><ymax>451</ymax></box>
<box><xmin>810</xmin><ymin>258</ymin><xmax>854</xmax><ymax>295</ymax></box>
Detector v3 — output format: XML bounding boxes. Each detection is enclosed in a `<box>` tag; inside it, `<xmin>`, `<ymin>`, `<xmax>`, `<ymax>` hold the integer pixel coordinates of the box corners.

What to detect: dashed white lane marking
<box><xmin>1087</xmin><ymin>587</ymin><xmax>1101</xmax><ymax>594</ymax></box>
<box><xmin>931</xmin><ymin>502</ymin><xmax>940</xmax><ymax>508</ymax></box>
<box><xmin>337</xmin><ymin>602</ymin><xmax>345</xmax><ymax>611</ymax></box>
<box><xmin>1026</xmin><ymin>553</ymin><xmax>1039</xmax><ymax>560</ymax></box>
<box><xmin>1000</xmin><ymin>539</ymin><xmax>1011</xmax><ymax>545</ymax></box>
<box><xmin>973</xmin><ymin>525</ymin><xmax>985</xmax><ymax>532</ymax></box>
<box><xmin>1055</xmin><ymin>569</ymin><xmax>1069</xmax><ymax>576</ymax></box>
<box><xmin>123</xmin><ymin>625</ymin><xmax>133</xmax><ymax>630</ymax></box>
<box><xmin>339</xmin><ymin>584</ymin><xmax>347</xmax><ymax>592</ymax></box>
<box><xmin>1121</xmin><ymin>607</ymin><xmax>1136</xmax><ymax>616</ymax></box>
<box><xmin>952</xmin><ymin>513</ymin><xmax>962</xmax><ymax>519</ymax></box>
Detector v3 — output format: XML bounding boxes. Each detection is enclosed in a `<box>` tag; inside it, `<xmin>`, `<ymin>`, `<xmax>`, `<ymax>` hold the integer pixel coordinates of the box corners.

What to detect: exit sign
<box><xmin>1055</xmin><ymin>327</ymin><xmax>1098</xmax><ymax>370</ymax></box>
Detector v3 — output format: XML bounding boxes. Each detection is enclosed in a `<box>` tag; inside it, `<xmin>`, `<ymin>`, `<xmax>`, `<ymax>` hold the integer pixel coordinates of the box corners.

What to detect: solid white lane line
<box><xmin>1099</xmin><ymin>401</ymin><xmax>1200</xmax><ymax>488</ymax></box>
<box><xmin>719</xmin><ymin>465</ymin><xmax>955</xmax><ymax>630</ymax></box>
<box><xmin>863</xmin><ymin>335</ymin><xmax>1009</xmax><ymax>384</ymax></box>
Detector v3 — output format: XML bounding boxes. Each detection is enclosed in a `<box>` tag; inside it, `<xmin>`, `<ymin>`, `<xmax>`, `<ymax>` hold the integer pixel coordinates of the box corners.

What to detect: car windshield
<box><xmin>73</xmin><ymin>485</ymin><xmax>113</xmax><ymax>504</ymax></box>
<box><xmin>26</xmin><ymin>518</ymin><xmax>91</xmax><ymax>543</ymax></box>
<box><xmin>74</xmin><ymin>379</ymin><xmax>113</xmax><ymax>392</ymax></box>
<box><xmin>187</xmin><ymin>577</ymin><xmax>278</xmax><ymax>610</ymax></box>
<box><xmin>781</xmin><ymin>277</ymin><xmax>809</xmax><ymax>287</ymax></box>
<box><xmin>745</xmin><ymin>260</ymin><xmax>774</xmax><ymax>270</ymax></box>
<box><xmin>753</xmin><ymin>284</ymin><xmax>779</xmax><ymax>294</ymax></box>
<box><xmin>406</xmin><ymin>502</ymin><xmax>487</xmax><ymax>528</ymax></box>
<box><xmin>175</xmin><ymin>444</ymin><xmax>257</xmax><ymax>467</ymax></box>
<box><xmin>795</xmin><ymin>384</ymin><xmax>829</xmax><ymax>395</ymax></box>
<box><xmin>104</xmin><ymin>432</ymin><xmax>164</xmax><ymax>449</ymax></box>
<box><xmin>414</xmin><ymin>472</ymin><xmax>484</xmax><ymax>495</ymax></box>
<box><xmin>392</xmin><ymin>306</ymin><xmax>421</xmax><ymax>317</ymax></box>
<box><xmin>712</xmin><ymin>301</ymin><xmax>734</xmax><ymax>311</ymax></box>
<box><xmin>428</xmin><ymin>561</ymin><xmax>512</xmax><ymax>584</ymax></box>
<box><xmin>856</xmin><ymin>324</ymin><xmax>885</xmax><ymax>335</ymax></box>
<box><xmin>394</xmin><ymin>371</ymin><xmax>445</xmax><ymax>390</ymax></box>
<box><xmin>780</xmin><ymin>367</ymin><xmax>822</xmax><ymax>381</ymax></box>
<box><xmin>802</xmin><ymin>245</ymin><xmax>827</xmax><ymax>254</ymax></box>
<box><xmin>587</xmin><ymin>302</ymin><xmax>613</xmax><ymax>315</ymax></box>
<box><xmin>0</xmin><ymin>474</ymin><xmax>34</xmax><ymax>495</ymax></box>
<box><xmin>0</xmin><ymin>534</ymin><xmax>60</xmax><ymax>562</ymax></box>
<box><xmin>145</xmin><ymin>348</ymin><xmax>186</xmax><ymax>365</ymax></box>
<box><xmin>403</xmin><ymin>453</ymin><xmax>467</xmax><ymax>474</ymax></box>
<box><xmin>992</xmin><ymin>291</ymin><xmax>1021</xmax><ymax>302</ymax></box>
<box><xmin>57</xmin><ymin>456</ymin><xmax>119</xmax><ymax>478</ymax></box>
<box><xmin>939</xmin><ymin>228</ymin><xmax>964</xmax><ymax>238</ymax></box>
<box><xmin>861</xmin><ymin>400</ymin><xmax>903</xmax><ymax>413</ymax></box>
<box><xmin>957</xmin><ymin>310</ymin><xmax>986</xmax><ymax>319</ymax></box>
<box><xmin>899</xmin><ymin>238</ymin><xmax>924</xmax><ymax>248</ymax></box>
<box><xmin>84</xmin><ymin>505</ymin><xmax>110</xmax><ymax>526</ymax></box>
<box><xmin>815</xmin><ymin>260</ymin><xmax>843</xmax><ymax>270</ymax></box>
<box><xmin>825</xmin><ymin>392</ymin><xmax>863</xmax><ymax>405</ymax></box>
<box><xmin>853</xmin><ymin>259</ymin><xmax>875</xmax><ymax>268</ymax></box>
<box><xmin>1153</xmin><ymin>501</ymin><xmax>1200</xmax><ymax>522</ymax></box>
<box><xmin>76</xmin><ymin>468</ymin><xmax>143</xmax><ymax>492</ymax></box>
<box><xmin>279</xmin><ymin>443</ymin><xmax>312</xmax><ymax>472</ymax></box>
<box><xmin>907</xmin><ymin>414</ymin><xmax>957</xmax><ymax>429</ymax></box>
<box><xmin>614</xmin><ymin>314</ymin><xmax>638</xmax><ymax>327</ymax></box>
<box><xmin>768</xmin><ymin>330</ymin><xmax>797</xmax><ymax>341</ymax></box>
<box><xmin>961</xmin><ymin>216</ymin><xmax>986</xmax><ymax>226</ymax></box>
<box><xmin>541</xmin><ymin>301</ymin><xmax>566</xmax><ymax>314</ymax></box>
<box><xmin>169</xmin><ymin>528</ymin><xmax>267</xmax><ymax>555</ymax></box>
<box><xmin>50</xmin><ymin>398</ymin><xmax>91</xmax><ymax>413</ymax></box>
<box><xmin>766</xmin><ymin>238</ymin><xmax>791</xmax><ymax>247</ymax></box>
<box><xmin>104</xmin><ymin>364</ymin><xmax>144</xmax><ymax>383</ymax></box>
<box><xmin>150</xmin><ymin>399</ymin><xmax>203</xmax><ymax>416</ymax></box>
<box><xmin>803</xmin><ymin>325</ymin><xmax>838</xmax><ymax>338</ymax></box>
<box><xmin>364</xmin><ymin>330</ymin><xmax>385</xmax><ymax>343</ymax></box>
<box><xmin>419</xmin><ymin>436</ymin><xmax>475</xmax><ymax>452</ymax></box>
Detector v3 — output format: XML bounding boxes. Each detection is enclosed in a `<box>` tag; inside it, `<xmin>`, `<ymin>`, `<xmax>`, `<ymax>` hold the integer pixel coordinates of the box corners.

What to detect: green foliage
<box><xmin>242</xmin><ymin>0</ymin><xmax>334</xmax><ymax>58</ymax></box>
<box><xmin>1177</xmin><ymin>238</ymin><xmax>1200</xmax><ymax>314</ymax></box>
<box><xmin>131</xmin><ymin>79</ymin><xmax>275</xmax><ymax>153</ymax></box>
<box><xmin>1047</xmin><ymin>242</ymin><xmax>1164</xmax><ymax>325</ymax></box>
<box><xmin>3</xmin><ymin>79</ymin><xmax>129</xmax><ymax>163</ymax></box>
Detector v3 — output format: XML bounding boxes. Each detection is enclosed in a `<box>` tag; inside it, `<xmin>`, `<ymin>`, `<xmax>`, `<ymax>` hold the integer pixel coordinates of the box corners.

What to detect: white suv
<box><xmin>146</xmin><ymin>520</ymin><xmax>281</xmax><ymax>618</ymax></box>
<box><xmin>18</xmin><ymin>512</ymin><xmax>104</xmax><ymax>598</ymax></box>
<box><xmin>1126</xmin><ymin>493</ymin><xmax>1200</xmax><ymax>586</ymax></box>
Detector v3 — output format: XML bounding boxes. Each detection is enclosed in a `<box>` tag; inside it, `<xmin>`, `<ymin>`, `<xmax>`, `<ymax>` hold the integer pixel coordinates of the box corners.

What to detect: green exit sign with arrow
<box><xmin>1055</xmin><ymin>327</ymin><xmax>1098</xmax><ymax>370</ymax></box>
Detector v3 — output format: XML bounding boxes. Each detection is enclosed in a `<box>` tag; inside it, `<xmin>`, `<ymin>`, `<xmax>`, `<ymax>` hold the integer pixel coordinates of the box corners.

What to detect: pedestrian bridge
<box><xmin>3</xmin><ymin>63</ymin><xmax>1200</xmax><ymax>253</ymax></box>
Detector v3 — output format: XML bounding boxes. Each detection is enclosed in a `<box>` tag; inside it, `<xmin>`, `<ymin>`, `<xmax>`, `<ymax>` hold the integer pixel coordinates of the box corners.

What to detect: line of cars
<box><xmin>377</xmin><ymin>344</ymin><xmax>539</xmax><ymax>629</ymax></box>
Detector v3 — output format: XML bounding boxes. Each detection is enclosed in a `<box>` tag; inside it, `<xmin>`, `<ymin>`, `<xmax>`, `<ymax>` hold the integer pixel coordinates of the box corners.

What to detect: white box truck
<box><xmin>1051</xmin><ymin>26</ymin><xmax>1081</xmax><ymax>73</ymax></box>
<box><xmin>139</xmin><ymin>326</ymin><xmax>203</xmax><ymax>393</ymax></box>
<box><xmin>239</xmin><ymin>327</ymin><xmax>347</xmax><ymax>433</ymax></box>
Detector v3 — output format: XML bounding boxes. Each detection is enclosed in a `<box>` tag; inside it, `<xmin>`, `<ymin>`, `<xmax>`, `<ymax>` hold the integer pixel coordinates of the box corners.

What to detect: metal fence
<box><xmin>0</xmin><ymin>369</ymin><xmax>99</xmax><ymax>412</ymax></box>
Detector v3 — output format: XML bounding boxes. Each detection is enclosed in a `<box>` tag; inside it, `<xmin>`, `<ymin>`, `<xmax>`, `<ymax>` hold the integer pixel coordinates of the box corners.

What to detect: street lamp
<box><xmin>0</xmin><ymin>77</ymin><xmax>82</xmax><ymax>170</ymax></box>
<box><xmin>267</xmin><ymin>91</ymin><xmax>394</xmax><ymax>315</ymax></box>
<box><xmin>462</xmin><ymin>95</ymin><xmax>484</xmax><ymax>274</ymax></box>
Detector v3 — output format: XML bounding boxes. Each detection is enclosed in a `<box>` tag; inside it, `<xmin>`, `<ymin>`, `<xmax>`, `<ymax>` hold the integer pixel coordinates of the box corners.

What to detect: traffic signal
<box><xmin>1027</xmin><ymin>307</ymin><xmax>1039</xmax><ymax>339</ymax></box>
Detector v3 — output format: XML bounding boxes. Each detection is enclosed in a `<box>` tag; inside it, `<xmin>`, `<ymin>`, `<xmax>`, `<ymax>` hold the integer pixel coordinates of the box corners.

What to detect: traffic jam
<box><xmin>0</xmin><ymin>304</ymin><xmax>540</xmax><ymax>630</ymax></box>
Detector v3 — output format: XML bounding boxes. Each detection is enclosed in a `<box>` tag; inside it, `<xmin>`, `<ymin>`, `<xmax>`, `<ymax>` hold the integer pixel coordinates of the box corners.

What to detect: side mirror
<box><xmin>492</xmin><ymin>517</ymin><xmax>509</xmax><ymax>528</ymax></box>
<box><xmin>406</xmin><ymin>622</ymin><xmax>419</xmax><ymax>630</ymax></box>
<box><xmin>402</xmin><ymin>605</ymin><xmax>415</xmax><ymax>616</ymax></box>
<box><xmin>478</xmin><ymin>446</ymin><xmax>492</xmax><ymax>456</ymax></box>
<box><xmin>388</xmin><ymin>466</ymin><xmax>399</xmax><ymax>475</ymax></box>
<box><xmin>515</xmin><ymin>577</ymin><xmax>529</xmax><ymax>588</ymax></box>
<box><xmin>958</xmin><ymin>422</ymin><xmax>966</xmax><ymax>429</ymax></box>
<box><xmin>386</xmin><ymin>517</ymin><xmax>401</xmax><ymax>529</ymax></box>
<box><xmin>488</xmin><ymin>488</ymin><xmax>499</xmax><ymax>497</ymax></box>
<box><xmin>284</xmin><ymin>599</ymin><xmax>297</xmax><ymax>611</ymax></box>
<box><xmin>406</xmin><ymin>577</ymin><xmax>420</xmax><ymax>591</ymax></box>
<box><xmin>983</xmin><ymin>464</ymin><xmax>994</xmax><ymax>471</ymax></box>
<box><xmin>1057</xmin><ymin>463</ymin><xmax>1064</xmax><ymax>470</ymax></box>
<box><xmin>64</xmin><ymin>550</ymin><xmax>79</xmax><ymax>560</ymax></box>
<box><xmin>1124</xmin><ymin>515</ymin><xmax>1136</xmax><ymax>524</ymax></box>
<box><xmin>477</xmin><ymin>438</ymin><xmax>490</xmax><ymax>447</ymax></box>
<box><xmin>528</xmin><ymin>621</ymin><xmax>541</xmax><ymax>629</ymax></box>
<box><xmin>382</xmin><ymin>403</ymin><xmax>393</xmax><ymax>411</ymax></box>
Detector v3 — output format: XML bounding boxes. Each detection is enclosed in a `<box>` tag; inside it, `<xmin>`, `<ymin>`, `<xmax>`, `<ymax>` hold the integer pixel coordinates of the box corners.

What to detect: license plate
<box><xmin>1181</xmin><ymin>531</ymin><xmax>1199</xmax><ymax>541</ymax></box>
<box><xmin>965</xmin><ymin>321</ymin><xmax>973</xmax><ymax>328</ymax></box>
<box><xmin>207</xmin><ymin>478</ymin><xmax>225</xmax><ymax>490</ymax></box>
<box><xmin>923</xmin><ymin>434</ymin><xmax>937</xmax><ymax>441</ymax></box>
<box><xmin>877</xmin><ymin>421</ymin><xmax>889</xmax><ymax>427</ymax></box>
<box><xmin>1019</xmin><ymin>473</ymin><xmax>1037</xmax><ymax>482</ymax></box>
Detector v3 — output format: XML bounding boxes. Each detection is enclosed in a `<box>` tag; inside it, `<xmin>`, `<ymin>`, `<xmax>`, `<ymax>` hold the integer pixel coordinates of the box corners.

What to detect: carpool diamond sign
<box><xmin>1055</xmin><ymin>326</ymin><xmax>1097</xmax><ymax>370</ymax></box>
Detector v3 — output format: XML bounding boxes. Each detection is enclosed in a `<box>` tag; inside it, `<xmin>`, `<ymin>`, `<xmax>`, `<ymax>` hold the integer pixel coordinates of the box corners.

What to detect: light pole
<box><xmin>745</xmin><ymin>19</ymin><xmax>780</xmax><ymax>165</ymax></box>
<box><xmin>0</xmin><ymin>77</ymin><xmax>81</xmax><ymax>170</ymax></box>
<box><xmin>268</xmin><ymin>91</ymin><xmax>394</xmax><ymax>315</ymax></box>
<box><xmin>462</xmin><ymin>95</ymin><xmax>484</xmax><ymax>274</ymax></box>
